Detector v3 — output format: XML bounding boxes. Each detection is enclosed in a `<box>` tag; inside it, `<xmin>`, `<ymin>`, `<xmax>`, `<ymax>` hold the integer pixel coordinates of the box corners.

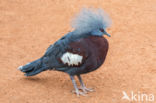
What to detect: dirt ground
<box><xmin>0</xmin><ymin>0</ymin><xmax>155</xmax><ymax>103</ymax></box>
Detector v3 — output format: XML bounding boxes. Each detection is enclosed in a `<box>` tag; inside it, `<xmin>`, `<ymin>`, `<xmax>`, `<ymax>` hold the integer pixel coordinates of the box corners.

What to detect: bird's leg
<box><xmin>70</xmin><ymin>75</ymin><xmax>86</xmax><ymax>96</ymax></box>
<box><xmin>77</xmin><ymin>75</ymin><xmax>94</xmax><ymax>93</ymax></box>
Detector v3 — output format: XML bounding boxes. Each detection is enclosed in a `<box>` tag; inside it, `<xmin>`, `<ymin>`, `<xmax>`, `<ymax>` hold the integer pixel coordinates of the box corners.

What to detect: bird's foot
<box><xmin>79</xmin><ymin>86</ymin><xmax>94</xmax><ymax>93</ymax></box>
<box><xmin>72</xmin><ymin>89</ymin><xmax>87</xmax><ymax>97</ymax></box>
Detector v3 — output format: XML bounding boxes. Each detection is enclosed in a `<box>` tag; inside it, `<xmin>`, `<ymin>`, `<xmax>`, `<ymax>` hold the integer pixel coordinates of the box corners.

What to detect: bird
<box><xmin>18</xmin><ymin>8</ymin><xmax>112</xmax><ymax>96</ymax></box>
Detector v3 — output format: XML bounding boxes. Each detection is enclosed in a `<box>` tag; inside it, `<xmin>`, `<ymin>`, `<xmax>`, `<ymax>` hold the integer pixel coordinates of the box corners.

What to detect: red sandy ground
<box><xmin>0</xmin><ymin>0</ymin><xmax>155</xmax><ymax>103</ymax></box>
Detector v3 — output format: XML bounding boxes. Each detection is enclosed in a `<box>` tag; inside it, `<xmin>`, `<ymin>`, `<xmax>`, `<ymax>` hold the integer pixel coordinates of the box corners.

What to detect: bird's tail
<box><xmin>18</xmin><ymin>58</ymin><xmax>48</xmax><ymax>76</ymax></box>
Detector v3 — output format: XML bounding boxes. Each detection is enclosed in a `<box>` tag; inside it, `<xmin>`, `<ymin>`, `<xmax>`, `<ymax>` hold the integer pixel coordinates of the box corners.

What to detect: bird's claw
<box><xmin>72</xmin><ymin>87</ymin><xmax>94</xmax><ymax>96</ymax></box>
<box><xmin>72</xmin><ymin>89</ymin><xmax>87</xmax><ymax>97</ymax></box>
<box><xmin>79</xmin><ymin>87</ymin><xmax>94</xmax><ymax>93</ymax></box>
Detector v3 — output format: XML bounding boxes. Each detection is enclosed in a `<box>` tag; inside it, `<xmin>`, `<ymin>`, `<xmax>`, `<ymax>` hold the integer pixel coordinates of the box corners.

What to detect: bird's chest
<box><xmin>60</xmin><ymin>36</ymin><xmax>108</xmax><ymax>68</ymax></box>
<box><xmin>84</xmin><ymin>36</ymin><xmax>109</xmax><ymax>67</ymax></box>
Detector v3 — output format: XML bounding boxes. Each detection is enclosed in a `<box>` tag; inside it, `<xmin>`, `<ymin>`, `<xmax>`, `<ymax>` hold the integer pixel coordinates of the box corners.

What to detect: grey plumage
<box><xmin>72</xmin><ymin>8</ymin><xmax>112</xmax><ymax>34</ymax></box>
<box><xmin>18</xmin><ymin>8</ymin><xmax>112</xmax><ymax>96</ymax></box>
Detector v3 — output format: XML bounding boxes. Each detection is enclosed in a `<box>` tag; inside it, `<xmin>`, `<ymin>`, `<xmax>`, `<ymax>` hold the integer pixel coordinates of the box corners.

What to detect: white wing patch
<box><xmin>61</xmin><ymin>52</ymin><xmax>83</xmax><ymax>66</ymax></box>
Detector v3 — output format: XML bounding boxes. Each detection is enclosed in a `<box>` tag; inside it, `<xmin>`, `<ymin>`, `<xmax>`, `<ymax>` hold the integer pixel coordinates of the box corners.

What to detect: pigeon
<box><xmin>18</xmin><ymin>8</ymin><xmax>112</xmax><ymax>96</ymax></box>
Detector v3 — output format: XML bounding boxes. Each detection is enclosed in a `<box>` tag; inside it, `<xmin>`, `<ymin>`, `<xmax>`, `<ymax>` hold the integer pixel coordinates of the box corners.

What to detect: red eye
<box><xmin>100</xmin><ymin>28</ymin><xmax>104</xmax><ymax>32</ymax></box>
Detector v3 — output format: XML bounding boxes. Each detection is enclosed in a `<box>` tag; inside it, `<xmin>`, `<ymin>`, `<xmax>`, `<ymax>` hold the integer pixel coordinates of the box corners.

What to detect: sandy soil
<box><xmin>0</xmin><ymin>0</ymin><xmax>155</xmax><ymax>103</ymax></box>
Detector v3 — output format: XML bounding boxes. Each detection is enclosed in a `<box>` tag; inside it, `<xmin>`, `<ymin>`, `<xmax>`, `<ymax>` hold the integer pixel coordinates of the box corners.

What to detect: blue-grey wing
<box><xmin>42</xmin><ymin>31</ymin><xmax>89</xmax><ymax>69</ymax></box>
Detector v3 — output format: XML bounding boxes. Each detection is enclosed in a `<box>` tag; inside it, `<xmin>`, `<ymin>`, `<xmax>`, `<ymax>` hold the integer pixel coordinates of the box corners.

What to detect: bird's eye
<box><xmin>100</xmin><ymin>28</ymin><xmax>104</xmax><ymax>32</ymax></box>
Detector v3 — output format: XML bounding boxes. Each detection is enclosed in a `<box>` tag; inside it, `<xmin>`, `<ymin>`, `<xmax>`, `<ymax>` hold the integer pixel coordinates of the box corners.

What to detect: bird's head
<box><xmin>91</xmin><ymin>28</ymin><xmax>111</xmax><ymax>37</ymax></box>
<box><xmin>71</xmin><ymin>8</ymin><xmax>112</xmax><ymax>37</ymax></box>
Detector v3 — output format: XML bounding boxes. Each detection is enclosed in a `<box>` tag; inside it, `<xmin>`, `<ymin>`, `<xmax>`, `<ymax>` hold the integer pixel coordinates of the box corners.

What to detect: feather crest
<box><xmin>71</xmin><ymin>8</ymin><xmax>112</xmax><ymax>34</ymax></box>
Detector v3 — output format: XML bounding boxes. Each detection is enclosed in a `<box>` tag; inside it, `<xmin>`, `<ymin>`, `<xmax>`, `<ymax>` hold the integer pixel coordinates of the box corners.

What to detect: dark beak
<box><xmin>103</xmin><ymin>30</ymin><xmax>111</xmax><ymax>37</ymax></box>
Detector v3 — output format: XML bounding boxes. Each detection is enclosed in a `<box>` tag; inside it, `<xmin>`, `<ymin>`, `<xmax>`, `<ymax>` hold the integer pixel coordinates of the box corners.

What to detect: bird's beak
<box><xmin>103</xmin><ymin>30</ymin><xmax>111</xmax><ymax>37</ymax></box>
